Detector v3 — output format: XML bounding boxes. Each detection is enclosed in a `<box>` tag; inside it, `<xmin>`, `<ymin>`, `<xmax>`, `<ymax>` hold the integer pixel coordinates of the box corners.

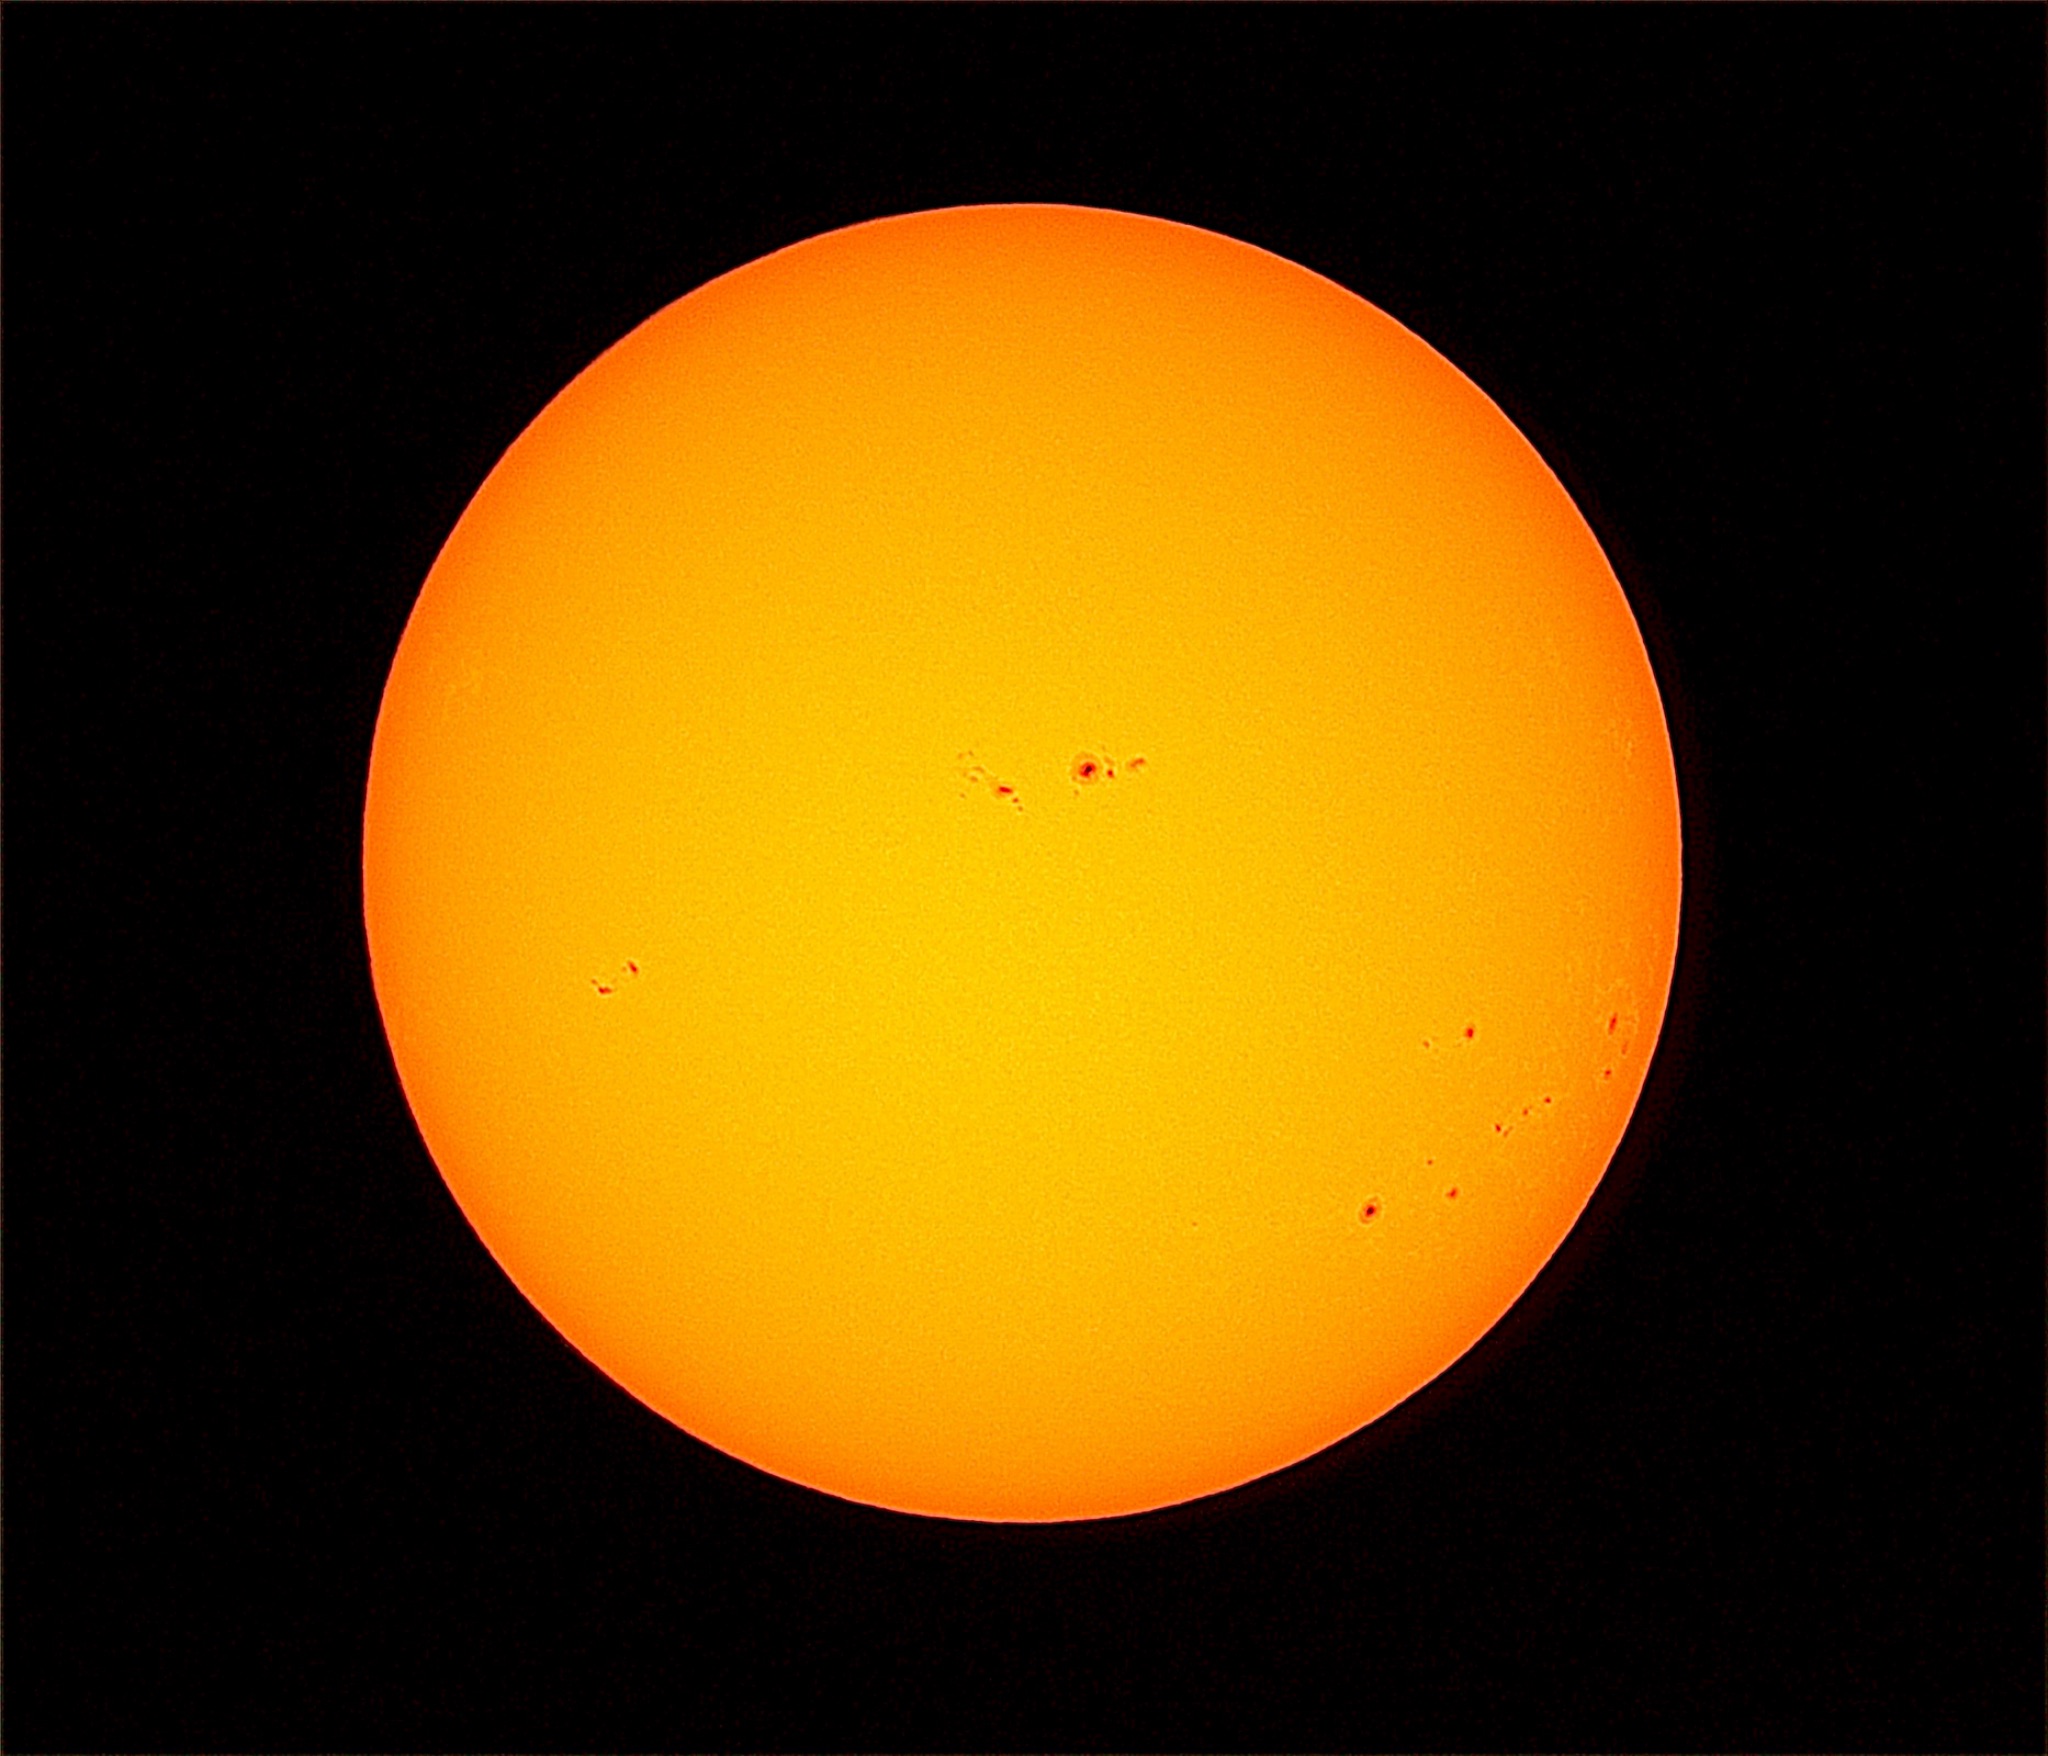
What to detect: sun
<box><xmin>362</xmin><ymin>204</ymin><xmax>1682</xmax><ymax>1523</ymax></box>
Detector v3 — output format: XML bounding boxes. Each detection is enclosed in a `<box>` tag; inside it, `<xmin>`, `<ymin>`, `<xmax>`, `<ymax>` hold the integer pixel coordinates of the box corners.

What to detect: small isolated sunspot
<box><xmin>362</xmin><ymin>204</ymin><xmax>1682</xmax><ymax>1525</ymax></box>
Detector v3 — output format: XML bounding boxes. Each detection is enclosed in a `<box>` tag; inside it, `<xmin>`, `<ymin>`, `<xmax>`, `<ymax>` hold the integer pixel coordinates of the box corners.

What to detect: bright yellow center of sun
<box><xmin>362</xmin><ymin>204</ymin><xmax>1681</xmax><ymax>1523</ymax></box>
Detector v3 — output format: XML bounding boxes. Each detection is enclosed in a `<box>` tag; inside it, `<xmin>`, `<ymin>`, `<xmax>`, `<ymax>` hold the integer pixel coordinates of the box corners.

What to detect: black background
<box><xmin>6</xmin><ymin>7</ymin><xmax>2042</xmax><ymax>1752</ymax></box>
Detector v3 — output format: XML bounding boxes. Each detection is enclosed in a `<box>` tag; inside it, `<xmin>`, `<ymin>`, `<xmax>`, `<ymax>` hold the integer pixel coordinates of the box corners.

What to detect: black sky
<box><xmin>5</xmin><ymin>7</ymin><xmax>2043</xmax><ymax>1752</ymax></box>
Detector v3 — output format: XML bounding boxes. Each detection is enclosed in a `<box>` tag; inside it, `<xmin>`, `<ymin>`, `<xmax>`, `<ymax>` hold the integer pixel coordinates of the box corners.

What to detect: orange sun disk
<box><xmin>362</xmin><ymin>204</ymin><xmax>1682</xmax><ymax>1523</ymax></box>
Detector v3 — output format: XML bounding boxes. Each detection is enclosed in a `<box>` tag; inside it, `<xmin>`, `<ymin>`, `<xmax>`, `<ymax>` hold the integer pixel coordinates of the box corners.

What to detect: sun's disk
<box><xmin>363</xmin><ymin>204</ymin><xmax>1682</xmax><ymax>1522</ymax></box>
